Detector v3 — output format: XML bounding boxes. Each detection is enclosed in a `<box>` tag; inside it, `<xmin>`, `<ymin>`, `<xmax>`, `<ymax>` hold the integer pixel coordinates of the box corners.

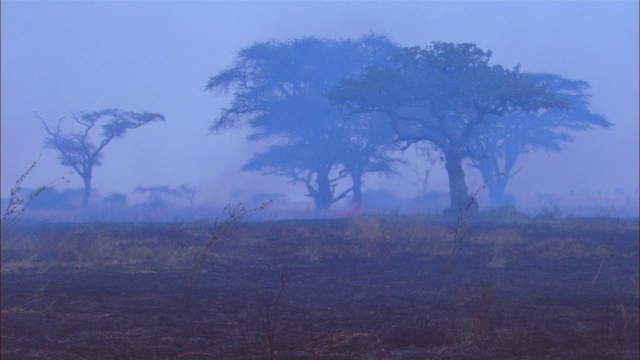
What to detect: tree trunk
<box><xmin>443</xmin><ymin>150</ymin><xmax>475</xmax><ymax>213</ymax></box>
<box><xmin>487</xmin><ymin>178</ymin><xmax>508</xmax><ymax>207</ymax></box>
<box><xmin>475</xmin><ymin>157</ymin><xmax>508</xmax><ymax>208</ymax></box>
<box><xmin>82</xmin><ymin>174</ymin><xmax>92</xmax><ymax>208</ymax></box>
<box><xmin>314</xmin><ymin>168</ymin><xmax>333</xmax><ymax>211</ymax></box>
<box><xmin>351</xmin><ymin>172</ymin><xmax>363</xmax><ymax>206</ymax></box>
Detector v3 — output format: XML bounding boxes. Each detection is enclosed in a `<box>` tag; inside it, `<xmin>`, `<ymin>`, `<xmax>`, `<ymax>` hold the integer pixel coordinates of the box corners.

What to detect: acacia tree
<box><xmin>206</xmin><ymin>35</ymin><xmax>400</xmax><ymax>211</ymax></box>
<box><xmin>242</xmin><ymin>142</ymin><xmax>350</xmax><ymax>210</ymax></box>
<box><xmin>39</xmin><ymin>109</ymin><xmax>164</xmax><ymax>207</ymax></box>
<box><xmin>403</xmin><ymin>141</ymin><xmax>442</xmax><ymax>196</ymax></box>
<box><xmin>337</xmin><ymin>113</ymin><xmax>401</xmax><ymax>206</ymax></box>
<box><xmin>134</xmin><ymin>185</ymin><xmax>185</xmax><ymax>208</ymax></box>
<box><xmin>242</xmin><ymin>115</ymin><xmax>401</xmax><ymax>210</ymax></box>
<box><xmin>468</xmin><ymin>73</ymin><xmax>612</xmax><ymax>207</ymax></box>
<box><xmin>330</xmin><ymin>42</ymin><xmax>567</xmax><ymax>212</ymax></box>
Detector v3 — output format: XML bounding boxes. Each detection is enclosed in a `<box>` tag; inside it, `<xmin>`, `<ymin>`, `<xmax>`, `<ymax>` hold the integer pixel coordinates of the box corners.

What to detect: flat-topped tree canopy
<box><xmin>40</xmin><ymin>109</ymin><xmax>165</xmax><ymax>208</ymax></box>
<box><xmin>467</xmin><ymin>73</ymin><xmax>611</xmax><ymax>208</ymax></box>
<box><xmin>330</xmin><ymin>42</ymin><xmax>571</xmax><ymax>213</ymax></box>
<box><xmin>206</xmin><ymin>35</ymin><xmax>402</xmax><ymax>211</ymax></box>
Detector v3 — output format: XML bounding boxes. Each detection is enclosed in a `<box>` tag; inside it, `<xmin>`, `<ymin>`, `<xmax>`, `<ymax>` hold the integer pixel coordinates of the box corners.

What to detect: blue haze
<box><xmin>1</xmin><ymin>1</ymin><xmax>638</xmax><ymax>217</ymax></box>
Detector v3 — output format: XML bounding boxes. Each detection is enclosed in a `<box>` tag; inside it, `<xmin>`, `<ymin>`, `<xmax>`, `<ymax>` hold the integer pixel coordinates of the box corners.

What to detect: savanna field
<box><xmin>1</xmin><ymin>213</ymin><xmax>638</xmax><ymax>359</ymax></box>
<box><xmin>2</xmin><ymin>2</ymin><xmax>638</xmax><ymax>359</ymax></box>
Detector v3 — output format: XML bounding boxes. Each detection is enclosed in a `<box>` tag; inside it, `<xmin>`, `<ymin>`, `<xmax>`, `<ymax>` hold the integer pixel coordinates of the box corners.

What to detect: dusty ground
<box><xmin>1</xmin><ymin>216</ymin><xmax>638</xmax><ymax>359</ymax></box>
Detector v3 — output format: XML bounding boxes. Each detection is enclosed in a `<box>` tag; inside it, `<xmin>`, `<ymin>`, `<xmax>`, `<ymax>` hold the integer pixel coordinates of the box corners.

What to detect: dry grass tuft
<box><xmin>404</xmin><ymin>222</ymin><xmax>453</xmax><ymax>257</ymax></box>
<box><xmin>1</xmin><ymin>225</ymin><xmax>203</xmax><ymax>273</ymax></box>
<box><xmin>346</xmin><ymin>216</ymin><xmax>392</xmax><ymax>257</ymax></box>
<box><xmin>526</xmin><ymin>237</ymin><xmax>590</xmax><ymax>259</ymax></box>
<box><xmin>470</xmin><ymin>228</ymin><xmax>527</xmax><ymax>268</ymax></box>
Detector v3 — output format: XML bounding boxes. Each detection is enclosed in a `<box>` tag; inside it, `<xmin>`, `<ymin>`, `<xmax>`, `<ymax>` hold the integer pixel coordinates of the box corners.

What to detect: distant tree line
<box><xmin>208</xmin><ymin>35</ymin><xmax>611</xmax><ymax>213</ymax></box>
<box><xmin>36</xmin><ymin>34</ymin><xmax>610</xmax><ymax>214</ymax></box>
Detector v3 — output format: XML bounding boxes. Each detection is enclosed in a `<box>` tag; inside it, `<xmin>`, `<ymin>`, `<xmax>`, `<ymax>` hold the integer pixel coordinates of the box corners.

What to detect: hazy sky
<box><xmin>2</xmin><ymin>1</ymin><xmax>638</xmax><ymax>210</ymax></box>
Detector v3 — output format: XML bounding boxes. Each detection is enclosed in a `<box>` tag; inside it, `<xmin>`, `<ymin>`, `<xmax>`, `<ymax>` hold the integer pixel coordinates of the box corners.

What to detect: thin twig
<box><xmin>183</xmin><ymin>201</ymin><xmax>271</xmax><ymax>311</ymax></box>
<box><xmin>591</xmin><ymin>216</ymin><xmax>620</xmax><ymax>287</ymax></box>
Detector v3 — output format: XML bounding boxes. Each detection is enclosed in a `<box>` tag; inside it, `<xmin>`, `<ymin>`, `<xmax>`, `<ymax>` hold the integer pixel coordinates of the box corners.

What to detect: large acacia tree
<box><xmin>468</xmin><ymin>73</ymin><xmax>612</xmax><ymax>207</ymax></box>
<box><xmin>330</xmin><ymin>42</ymin><xmax>567</xmax><ymax>212</ymax></box>
<box><xmin>206</xmin><ymin>35</ymin><xmax>400</xmax><ymax>211</ymax></box>
<box><xmin>40</xmin><ymin>109</ymin><xmax>164</xmax><ymax>207</ymax></box>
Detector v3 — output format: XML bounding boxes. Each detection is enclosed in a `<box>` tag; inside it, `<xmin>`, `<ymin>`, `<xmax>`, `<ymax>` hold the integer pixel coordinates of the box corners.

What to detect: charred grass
<box><xmin>1</xmin><ymin>216</ymin><xmax>638</xmax><ymax>359</ymax></box>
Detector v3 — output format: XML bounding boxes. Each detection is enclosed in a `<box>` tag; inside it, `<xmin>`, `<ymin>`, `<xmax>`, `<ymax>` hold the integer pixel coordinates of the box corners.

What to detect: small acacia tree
<box><xmin>39</xmin><ymin>109</ymin><xmax>164</xmax><ymax>207</ymax></box>
<box><xmin>468</xmin><ymin>73</ymin><xmax>612</xmax><ymax>207</ymax></box>
<box><xmin>242</xmin><ymin>142</ymin><xmax>351</xmax><ymax>211</ymax></box>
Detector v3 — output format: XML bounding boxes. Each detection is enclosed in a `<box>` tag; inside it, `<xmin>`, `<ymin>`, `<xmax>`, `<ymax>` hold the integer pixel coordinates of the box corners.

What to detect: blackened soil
<box><xmin>2</xmin><ymin>219</ymin><xmax>638</xmax><ymax>359</ymax></box>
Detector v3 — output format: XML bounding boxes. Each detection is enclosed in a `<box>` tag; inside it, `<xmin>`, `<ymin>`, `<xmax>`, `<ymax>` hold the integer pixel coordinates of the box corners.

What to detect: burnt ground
<box><xmin>1</xmin><ymin>217</ymin><xmax>638</xmax><ymax>359</ymax></box>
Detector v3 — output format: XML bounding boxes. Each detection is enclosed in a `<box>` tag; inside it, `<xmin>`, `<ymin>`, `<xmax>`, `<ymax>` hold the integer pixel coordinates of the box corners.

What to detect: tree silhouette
<box><xmin>207</xmin><ymin>35</ymin><xmax>400</xmax><ymax>211</ymax></box>
<box><xmin>242</xmin><ymin>142</ymin><xmax>351</xmax><ymax>210</ymax></box>
<box><xmin>337</xmin><ymin>113</ymin><xmax>402</xmax><ymax>207</ymax></box>
<box><xmin>331</xmin><ymin>42</ymin><xmax>567</xmax><ymax>212</ymax></box>
<box><xmin>39</xmin><ymin>109</ymin><xmax>164</xmax><ymax>207</ymax></box>
<box><xmin>468</xmin><ymin>73</ymin><xmax>612</xmax><ymax>207</ymax></box>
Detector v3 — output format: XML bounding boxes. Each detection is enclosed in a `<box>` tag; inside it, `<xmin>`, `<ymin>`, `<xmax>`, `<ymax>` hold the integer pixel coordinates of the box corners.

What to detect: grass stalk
<box><xmin>183</xmin><ymin>201</ymin><xmax>271</xmax><ymax>311</ymax></box>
